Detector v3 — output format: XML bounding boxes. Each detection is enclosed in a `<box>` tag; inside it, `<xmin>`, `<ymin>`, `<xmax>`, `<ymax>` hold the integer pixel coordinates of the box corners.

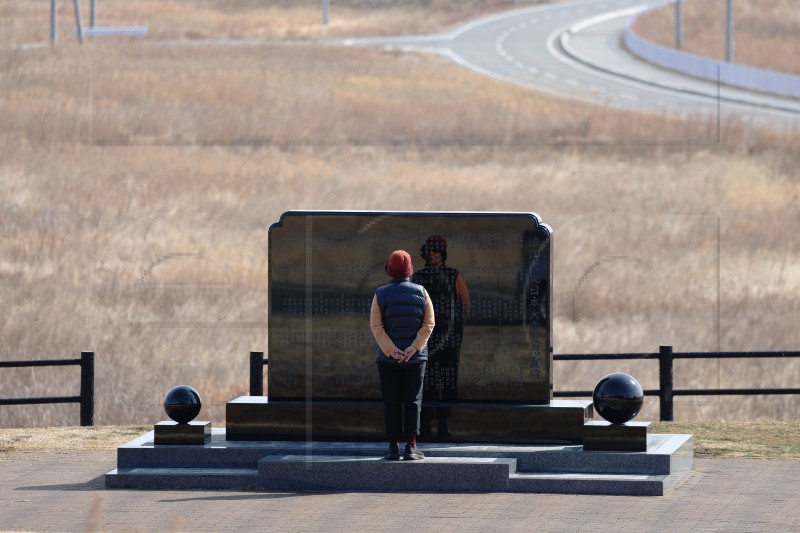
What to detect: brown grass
<box><xmin>0</xmin><ymin>425</ymin><xmax>149</xmax><ymax>455</ymax></box>
<box><xmin>633</xmin><ymin>0</ymin><xmax>800</xmax><ymax>75</ymax></box>
<box><xmin>2</xmin><ymin>2</ymin><xmax>800</xmax><ymax>428</ymax></box>
<box><xmin>1</xmin><ymin>421</ymin><xmax>797</xmax><ymax>458</ymax></box>
<box><xmin>0</xmin><ymin>0</ymin><xmax>561</xmax><ymax>45</ymax></box>
<box><xmin>652</xmin><ymin>419</ymin><xmax>800</xmax><ymax>458</ymax></box>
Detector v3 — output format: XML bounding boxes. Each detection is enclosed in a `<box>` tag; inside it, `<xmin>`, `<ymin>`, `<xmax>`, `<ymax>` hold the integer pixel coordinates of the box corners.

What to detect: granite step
<box><xmin>106</xmin><ymin>458</ymin><xmax>677</xmax><ymax>495</ymax></box>
<box><xmin>420</xmin><ymin>434</ymin><xmax>692</xmax><ymax>475</ymax></box>
<box><xmin>105</xmin><ymin>467</ymin><xmax>259</xmax><ymax>490</ymax></box>
<box><xmin>116</xmin><ymin>430</ymin><xmax>692</xmax><ymax>476</ymax></box>
<box><xmin>257</xmin><ymin>455</ymin><xmax>517</xmax><ymax>492</ymax></box>
<box><xmin>509</xmin><ymin>472</ymin><xmax>671</xmax><ymax>496</ymax></box>
<box><xmin>107</xmin><ymin>430</ymin><xmax>694</xmax><ymax>494</ymax></box>
<box><xmin>509</xmin><ymin>471</ymin><xmax>670</xmax><ymax>496</ymax></box>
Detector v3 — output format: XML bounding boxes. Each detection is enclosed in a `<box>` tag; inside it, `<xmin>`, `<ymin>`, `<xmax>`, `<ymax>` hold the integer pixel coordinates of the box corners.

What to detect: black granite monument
<box><xmin>226</xmin><ymin>211</ymin><xmax>593</xmax><ymax>443</ymax></box>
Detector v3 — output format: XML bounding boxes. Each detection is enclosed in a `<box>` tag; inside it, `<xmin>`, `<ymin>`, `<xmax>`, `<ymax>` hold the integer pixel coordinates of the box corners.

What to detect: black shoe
<box><xmin>403</xmin><ymin>444</ymin><xmax>425</xmax><ymax>461</ymax></box>
<box><xmin>385</xmin><ymin>444</ymin><xmax>400</xmax><ymax>460</ymax></box>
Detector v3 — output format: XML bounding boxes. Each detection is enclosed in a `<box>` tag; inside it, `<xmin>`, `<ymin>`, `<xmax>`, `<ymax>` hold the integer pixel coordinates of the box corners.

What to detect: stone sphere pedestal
<box><xmin>154</xmin><ymin>385</ymin><xmax>210</xmax><ymax>445</ymax></box>
<box><xmin>153</xmin><ymin>420</ymin><xmax>212</xmax><ymax>445</ymax></box>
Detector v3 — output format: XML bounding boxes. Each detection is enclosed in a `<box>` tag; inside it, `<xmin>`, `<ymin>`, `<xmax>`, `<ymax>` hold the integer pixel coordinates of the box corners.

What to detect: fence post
<box><xmin>250</xmin><ymin>351</ymin><xmax>264</xmax><ymax>396</ymax></box>
<box><xmin>659</xmin><ymin>345</ymin><xmax>674</xmax><ymax>421</ymax></box>
<box><xmin>80</xmin><ymin>351</ymin><xmax>94</xmax><ymax>426</ymax></box>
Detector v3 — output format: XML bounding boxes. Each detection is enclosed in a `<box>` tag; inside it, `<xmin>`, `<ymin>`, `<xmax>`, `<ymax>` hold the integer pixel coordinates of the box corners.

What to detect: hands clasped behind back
<box><xmin>389</xmin><ymin>346</ymin><xmax>417</xmax><ymax>363</ymax></box>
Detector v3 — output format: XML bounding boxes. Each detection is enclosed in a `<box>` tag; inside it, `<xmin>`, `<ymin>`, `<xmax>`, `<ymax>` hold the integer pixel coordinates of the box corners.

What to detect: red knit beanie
<box><xmin>386</xmin><ymin>250</ymin><xmax>413</xmax><ymax>278</ymax></box>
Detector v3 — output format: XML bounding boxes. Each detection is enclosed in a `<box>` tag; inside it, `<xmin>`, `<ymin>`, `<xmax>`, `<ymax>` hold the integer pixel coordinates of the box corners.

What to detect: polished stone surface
<box><xmin>163</xmin><ymin>385</ymin><xmax>202</xmax><ymax>424</ymax></box>
<box><xmin>583</xmin><ymin>420</ymin><xmax>650</xmax><ymax>452</ymax></box>
<box><xmin>153</xmin><ymin>421</ymin><xmax>211</xmax><ymax>445</ymax></box>
<box><xmin>592</xmin><ymin>372</ymin><xmax>644</xmax><ymax>424</ymax></box>
<box><xmin>268</xmin><ymin>211</ymin><xmax>553</xmax><ymax>404</ymax></box>
<box><xmin>226</xmin><ymin>396</ymin><xmax>591</xmax><ymax>444</ymax></box>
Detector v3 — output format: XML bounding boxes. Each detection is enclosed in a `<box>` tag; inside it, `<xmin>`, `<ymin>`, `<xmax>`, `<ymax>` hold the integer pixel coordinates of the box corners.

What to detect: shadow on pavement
<box><xmin>16</xmin><ymin>474</ymin><xmax>107</xmax><ymax>491</ymax></box>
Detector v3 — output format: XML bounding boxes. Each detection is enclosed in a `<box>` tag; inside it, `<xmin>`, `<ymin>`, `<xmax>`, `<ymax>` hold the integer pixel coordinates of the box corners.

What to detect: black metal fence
<box><xmin>250</xmin><ymin>351</ymin><xmax>268</xmax><ymax>396</ymax></box>
<box><xmin>8</xmin><ymin>347</ymin><xmax>795</xmax><ymax>427</ymax></box>
<box><xmin>0</xmin><ymin>351</ymin><xmax>95</xmax><ymax>426</ymax></box>
<box><xmin>249</xmin><ymin>346</ymin><xmax>800</xmax><ymax>421</ymax></box>
<box><xmin>555</xmin><ymin>345</ymin><xmax>800</xmax><ymax>421</ymax></box>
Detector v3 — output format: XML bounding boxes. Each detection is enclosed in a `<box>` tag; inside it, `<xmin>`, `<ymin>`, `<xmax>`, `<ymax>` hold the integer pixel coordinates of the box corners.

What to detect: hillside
<box><xmin>1</xmin><ymin>1</ymin><xmax>799</xmax><ymax>427</ymax></box>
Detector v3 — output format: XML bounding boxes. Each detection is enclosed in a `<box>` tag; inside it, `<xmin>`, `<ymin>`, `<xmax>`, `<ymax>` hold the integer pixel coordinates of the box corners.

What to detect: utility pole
<box><xmin>675</xmin><ymin>0</ymin><xmax>683</xmax><ymax>49</ymax></box>
<box><xmin>725</xmin><ymin>0</ymin><xmax>734</xmax><ymax>62</ymax></box>
<box><xmin>321</xmin><ymin>0</ymin><xmax>329</xmax><ymax>26</ymax></box>
<box><xmin>73</xmin><ymin>0</ymin><xmax>84</xmax><ymax>43</ymax></box>
<box><xmin>50</xmin><ymin>0</ymin><xmax>57</xmax><ymax>44</ymax></box>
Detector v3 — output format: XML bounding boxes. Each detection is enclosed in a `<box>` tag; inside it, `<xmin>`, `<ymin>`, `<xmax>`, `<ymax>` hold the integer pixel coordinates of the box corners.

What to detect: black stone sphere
<box><xmin>592</xmin><ymin>373</ymin><xmax>644</xmax><ymax>425</ymax></box>
<box><xmin>163</xmin><ymin>385</ymin><xmax>202</xmax><ymax>424</ymax></box>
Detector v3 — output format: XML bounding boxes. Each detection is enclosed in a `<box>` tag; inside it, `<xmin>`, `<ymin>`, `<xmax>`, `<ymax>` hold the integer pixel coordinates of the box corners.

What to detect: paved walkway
<box><xmin>1</xmin><ymin>452</ymin><xmax>799</xmax><ymax>532</ymax></box>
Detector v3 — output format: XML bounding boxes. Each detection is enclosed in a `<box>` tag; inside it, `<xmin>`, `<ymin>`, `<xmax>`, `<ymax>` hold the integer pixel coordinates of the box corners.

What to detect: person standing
<box><xmin>370</xmin><ymin>250</ymin><xmax>435</xmax><ymax>460</ymax></box>
<box><xmin>413</xmin><ymin>235</ymin><xmax>470</xmax><ymax>438</ymax></box>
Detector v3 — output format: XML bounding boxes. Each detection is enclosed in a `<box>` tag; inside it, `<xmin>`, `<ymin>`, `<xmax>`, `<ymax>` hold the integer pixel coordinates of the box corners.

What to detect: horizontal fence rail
<box><xmin>248</xmin><ymin>346</ymin><xmax>800</xmax><ymax>421</ymax></box>
<box><xmin>555</xmin><ymin>346</ymin><xmax>800</xmax><ymax>421</ymax></box>
<box><xmin>0</xmin><ymin>351</ymin><xmax>94</xmax><ymax>426</ymax></box>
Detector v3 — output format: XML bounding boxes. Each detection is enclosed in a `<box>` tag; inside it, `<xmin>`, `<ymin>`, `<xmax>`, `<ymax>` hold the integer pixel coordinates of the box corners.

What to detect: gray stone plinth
<box><xmin>106</xmin><ymin>429</ymin><xmax>693</xmax><ymax>495</ymax></box>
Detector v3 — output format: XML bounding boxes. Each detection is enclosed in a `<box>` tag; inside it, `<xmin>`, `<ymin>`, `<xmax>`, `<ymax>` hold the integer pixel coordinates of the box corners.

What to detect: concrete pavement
<box><xmin>1</xmin><ymin>451</ymin><xmax>799</xmax><ymax>532</ymax></box>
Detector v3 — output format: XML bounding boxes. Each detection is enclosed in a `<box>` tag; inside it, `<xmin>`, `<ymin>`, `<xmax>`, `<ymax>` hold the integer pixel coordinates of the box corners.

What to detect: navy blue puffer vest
<box><xmin>375</xmin><ymin>278</ymin><xmax>429</xmax><ymax>363</ymax></box>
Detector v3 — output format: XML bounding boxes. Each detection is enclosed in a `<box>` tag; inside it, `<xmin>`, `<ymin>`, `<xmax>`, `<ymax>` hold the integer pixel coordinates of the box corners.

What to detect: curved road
<box><xmin>339</xmin><ymin>0</ymin><xmax>799</xmax><ymax>129</ymax></box>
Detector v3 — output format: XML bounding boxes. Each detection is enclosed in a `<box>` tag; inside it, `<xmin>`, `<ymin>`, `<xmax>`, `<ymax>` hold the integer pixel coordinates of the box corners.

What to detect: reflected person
<box><xmin>413</xmin><ymin>235</ymin><xmax>471</xmax><ymax>438</ymax></box>
<box><xmin>370</xmin><ymin>250</ymin><xmax>435</xmax><ymax>461</ymax></box>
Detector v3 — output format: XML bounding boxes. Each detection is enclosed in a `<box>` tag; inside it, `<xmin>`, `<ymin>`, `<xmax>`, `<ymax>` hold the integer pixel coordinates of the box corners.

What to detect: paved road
<box><xmin>1</xmin><ymin>451</ymin><xmax>799</xmax><ymax>531</ymax></box>
<box><xmin>337</xmin><ymin>0</ymin><xmax>799</xmax><ymax>129</ymax></box>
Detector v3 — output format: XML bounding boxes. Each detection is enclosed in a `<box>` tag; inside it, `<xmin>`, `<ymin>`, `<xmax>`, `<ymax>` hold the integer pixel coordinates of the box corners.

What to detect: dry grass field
<box><xmin>0</xmin><ymin>0</ymin><xmax>560</xmax><ymax>44</ymax></box>
<box><xmin>1</xmin><ymin>1</ymin><xmax>799</xmax><ymax>428</ymax></box>
<box><xmin>2</xmin><ymin>420</ymin><xmax>798</xmax><ymax>457</ymax></box>
<box><xmin>633</xmin><ymin>0</ymin><xmax>800</xmax><ymax>75</ymax></box>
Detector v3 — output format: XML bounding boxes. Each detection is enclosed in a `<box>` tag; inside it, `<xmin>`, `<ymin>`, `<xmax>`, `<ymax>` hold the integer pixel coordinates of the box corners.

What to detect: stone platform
<box><xmin>106</xmin><ymin>429</ymin><xmax>693</xmax><ymax>496</ymax></box>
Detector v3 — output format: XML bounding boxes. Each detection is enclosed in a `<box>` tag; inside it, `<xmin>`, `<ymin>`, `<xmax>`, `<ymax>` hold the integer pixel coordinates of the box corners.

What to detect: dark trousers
<box><xmin>377</xmin><ymin>362</ymin><xmax>426</xmax><ymax>442</ymax></box>
<box><xmin>422</xmin><ymin>337</ymin><xmax>461</xmax><ymax>428</ymax></box>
